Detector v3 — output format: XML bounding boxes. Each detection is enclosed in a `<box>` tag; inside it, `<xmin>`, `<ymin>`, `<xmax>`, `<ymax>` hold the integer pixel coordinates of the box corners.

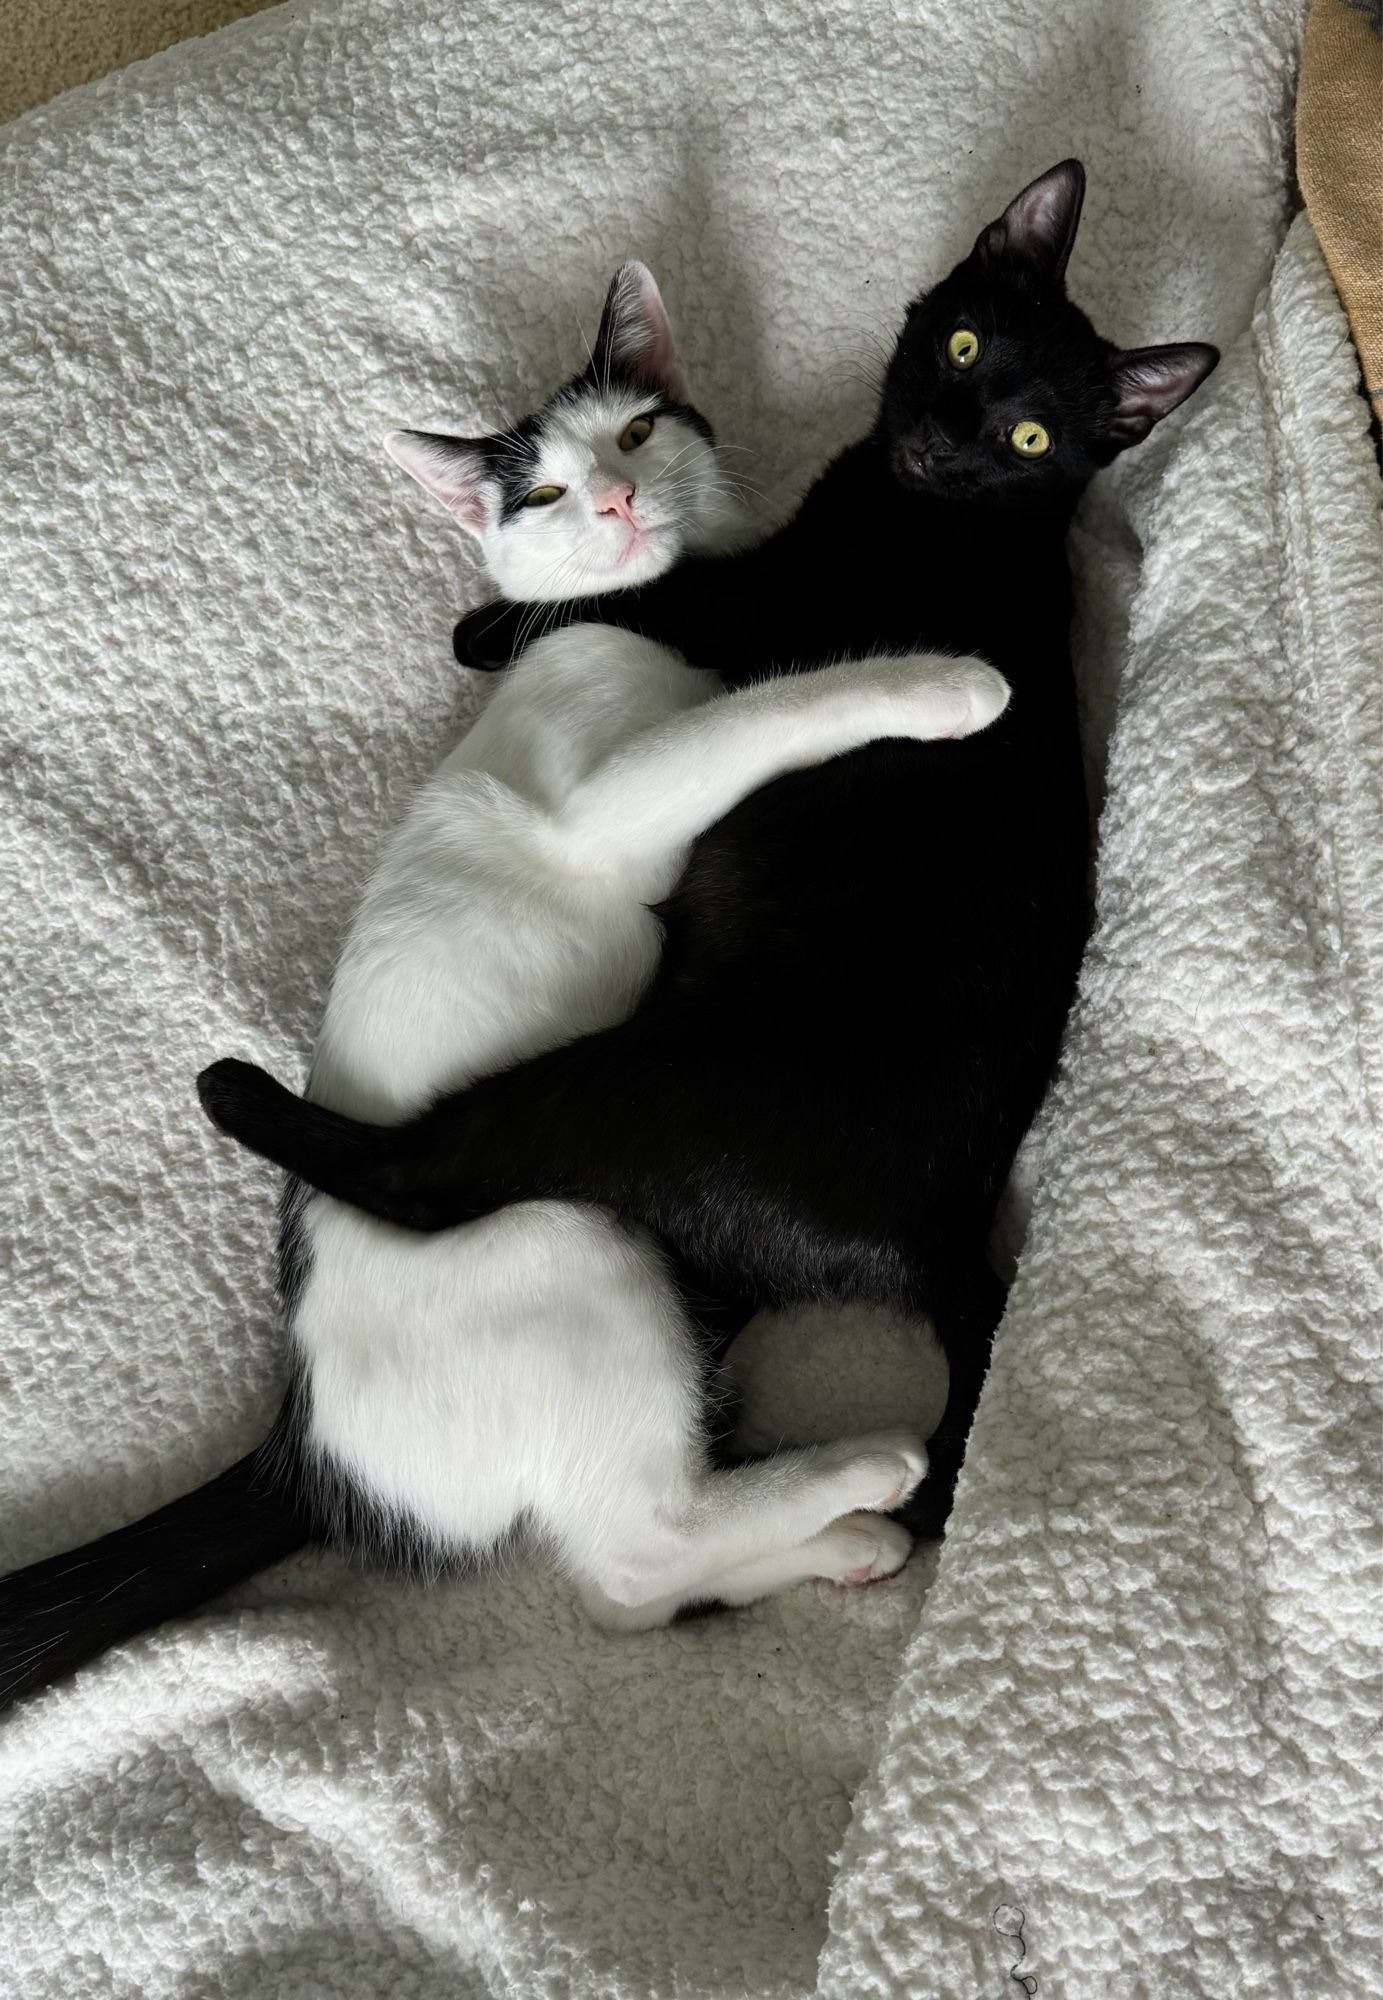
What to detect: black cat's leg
<box><xmin>394</xmin><ymin>1022</ymin><xmax>912</xmax><ymax>1298</ymax></box>
<box><xmin>452</xmin><ymin>599</ymin><xmax>535</xmax><ymax>669</ymax></box>
<box><xmin>347</xmin><ymin>1010</ymin><xmax>723</xmax><ymax>1241</ymax></box>
<box><xmin>198</xmin><ymin>1015</ymin><xmax>686</xmax><ymax>1235</ymax></box>
<box><xmin>452</xmin><ymin>589</ymin><xmax>623</xmax><ymax>669</ymax></box>
<box><xmin>896</xmin><ymin>1256</ymin><xmax>1008</xmax><ymax>1540</ymax></box>
<box><xmin>453</xmin><ymin>567</ymin><xmax>713</xmax><ymax>672</ymax></box>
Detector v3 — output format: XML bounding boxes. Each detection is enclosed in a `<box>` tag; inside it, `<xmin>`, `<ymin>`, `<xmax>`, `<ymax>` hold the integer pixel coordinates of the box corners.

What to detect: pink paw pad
<box><xmin>841</xmin><ymin>1561</ymin><xmax>880</xmax><ymax>1586</ymax></box>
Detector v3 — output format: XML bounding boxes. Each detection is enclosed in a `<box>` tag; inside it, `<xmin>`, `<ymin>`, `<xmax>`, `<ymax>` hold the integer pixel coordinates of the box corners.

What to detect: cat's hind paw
<box><xmin>817</xmin><ymin>1514</ymin><xmax>915</xmax><ymax>1585</ymax></box>
<box><xmin>809</xmin><ymin>1430</ymin><xmax>928</xmax><ymax>1514</ymax></box>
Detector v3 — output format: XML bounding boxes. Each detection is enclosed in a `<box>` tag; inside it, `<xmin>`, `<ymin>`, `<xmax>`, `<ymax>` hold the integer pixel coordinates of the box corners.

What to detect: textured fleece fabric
<box><xmin>3</xmin><ymin>2</ymin><xmax>1378</xmax><ymax>1994</ymax></box>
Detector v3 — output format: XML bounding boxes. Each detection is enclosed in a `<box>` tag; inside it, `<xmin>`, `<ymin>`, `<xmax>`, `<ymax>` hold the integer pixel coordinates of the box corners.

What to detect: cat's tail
<box><xmin>0</xmin><ymin>1403</ymin><xmax>314</xmax><ymax>1711</ymax></box>
<box><xmin>197</xmin><ymin>1059</ymin><xmax>447</xmax><ymax>1230</ymax></box>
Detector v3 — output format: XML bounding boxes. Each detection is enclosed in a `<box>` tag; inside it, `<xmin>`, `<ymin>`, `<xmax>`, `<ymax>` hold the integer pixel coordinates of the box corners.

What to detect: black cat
<box><xmin>200</xmin><ymin>161</ymin><xmax>1219</xmax><ymax>1535</ymax></box>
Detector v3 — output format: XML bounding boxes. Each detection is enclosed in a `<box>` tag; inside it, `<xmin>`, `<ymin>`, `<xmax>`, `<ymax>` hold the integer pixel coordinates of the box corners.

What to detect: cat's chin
<box><xmin>596</xmin><ymin>526</ymin><xmax>683</xmax><ymax>593</ymax></box>
<box><xmin>887</xmin><ymin>447</ymin><xmax>1045</xmax><ymax>516</ymax></box>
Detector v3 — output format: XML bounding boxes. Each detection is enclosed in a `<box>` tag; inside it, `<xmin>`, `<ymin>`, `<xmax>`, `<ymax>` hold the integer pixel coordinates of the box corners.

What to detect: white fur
<box><xmin>508</xmin><ymin>393</ymin><xmax>745</xmax><ymax>601</ymax></box>
<box><xmin>293</xmin><ymin>316</ymin><xmax>1011</xmax><ymax>1624</ymax></box>
<box><xmin>385</xmin><ymin>263</ymin><xmax>744</xmax><ymax>602</ymax></box>
<box><xmin>387</xmin><ymin>391</ymin><xmax>744</xmax><ymax>604</ymax></box>
<box><xmin>298</xmin><ymin>628</ymin><xmax>1007</xmax><ymax>1621</ymax></box>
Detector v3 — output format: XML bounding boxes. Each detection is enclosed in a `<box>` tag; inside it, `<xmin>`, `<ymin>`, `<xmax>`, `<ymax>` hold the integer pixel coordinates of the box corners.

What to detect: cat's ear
<box><xmin>591</xmin><ymin>262</ymin><xmax>688</xmax><ymax>402</ymax></box>
<box><xmin>974</xmin><ymin>160</ymin><xmax>1086</xmax><ymax>283</ymax></box>
<box><xmin>384</xmin><ymin>430</ymin><xmax>494</xmax><ymax>533</ymax></box>
<box><xmin>1106</xmin><ymin>343</ymin><xmax>1220</xmax><ymax>446</ymax></box>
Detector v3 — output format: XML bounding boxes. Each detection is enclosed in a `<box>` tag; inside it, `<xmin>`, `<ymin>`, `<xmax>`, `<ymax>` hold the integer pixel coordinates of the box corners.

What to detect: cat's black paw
<box><xmin>453</xmin><ymin>601</ymin><xmax>520</xmax><ymax>671</ymax></box>
<box><xmin>196</xmin><ymin>1057</ymin><xmax>288</xmax><ymax>1140</ymax></box>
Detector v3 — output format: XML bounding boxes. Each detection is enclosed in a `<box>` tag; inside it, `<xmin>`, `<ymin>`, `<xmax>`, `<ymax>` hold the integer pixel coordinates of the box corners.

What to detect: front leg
<box><xmin>563</xmin><ymin>651</ymin><xmax>1010</xmax><ymax>862</ymax></box>
<box><xmin>452</xmin><ymin>554</ymin><xmax>733</xmax><ymax>672</ymax></box>
<box><xmin>452</xmin><ymin>580</ymin><xmax>661</xmax><ymax>671</ymax></box>
<box><xmin>453</xmin><ymin>598</ymin><xmax>575</xmax><ymax>670</ymax></box>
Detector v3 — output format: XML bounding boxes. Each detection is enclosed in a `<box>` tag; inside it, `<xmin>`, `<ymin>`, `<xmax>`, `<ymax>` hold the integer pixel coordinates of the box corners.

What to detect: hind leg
<box><xmin>569</xmin><ymin>1429</ymin><xmax>927</xmax><ymax>1622</ymax></box>
<box><xmin>707</xmin><ymin>1510</ymin><xmax>916</xmax><ymax>1600</ymax></box>
<box><xmin>579</xmin><ymin>1512</ymin><xmax>916</xmax><ymax>1631</ymax></box>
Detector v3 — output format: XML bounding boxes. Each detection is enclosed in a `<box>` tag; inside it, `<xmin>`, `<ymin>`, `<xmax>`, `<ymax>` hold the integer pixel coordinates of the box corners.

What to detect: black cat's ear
<box><xmin>591</xmin><ymin>262</ymin><xmax>688</xmax><ymax>402</ymax></box>
<box><xmin>974</xmin><ymin>160</ymin><xmax>1086</xmax><ymax>284</ymax></box>
<box><xmin>384</xmin><ymin>430</ymin><xmax>495</xmax><ymax>533</ymax></box>
<box><xmin>1106</xmin><ymin>343</ymin><xmax>1220</xmax><ymax>445</ymax></box>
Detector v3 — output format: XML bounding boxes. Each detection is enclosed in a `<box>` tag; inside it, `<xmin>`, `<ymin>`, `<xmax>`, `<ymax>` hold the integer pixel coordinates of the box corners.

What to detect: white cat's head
<box><xmin>386</xmin><ymin>263</ymin><xmax>742</xmax><ymax>601</ymax></box>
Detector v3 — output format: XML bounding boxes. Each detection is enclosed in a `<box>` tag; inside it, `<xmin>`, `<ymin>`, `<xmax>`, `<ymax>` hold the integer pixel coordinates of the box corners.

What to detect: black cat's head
<box><xmin>878</xmin><ymin>161</ymin><xmax>1219</xmax><ymax>515</ymax></box>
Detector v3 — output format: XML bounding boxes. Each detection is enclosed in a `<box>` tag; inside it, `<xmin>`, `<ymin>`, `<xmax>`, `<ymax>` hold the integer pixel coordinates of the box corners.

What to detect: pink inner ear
<box><xmin>976</xmin><ymin>161</ymin><xmax>1084</xmax><ymax>276</ymax></box>
<box><xmin>1108</xmin><ymin>344</ymin><xmax>1219</xmax><ymax>440</ymax></box>
<box><xmin>384</xmin><ymin>431</ymin><xmax>491</xmax><ymax>531</ymax></box>
<box><xmin>444</xmin><ymin>483</ymin><xmax>491</xmax><ymax>531</ymax></box>
<box><xmin>614</xmin><ymin>263</ymin><xmax>688</xmax><ymax>402</ymax></box>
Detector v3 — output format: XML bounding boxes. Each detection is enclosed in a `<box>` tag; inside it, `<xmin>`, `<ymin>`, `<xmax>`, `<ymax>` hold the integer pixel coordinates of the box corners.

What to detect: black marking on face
<box><xmin>486</xmin><ymin>364</ymin><xmax>716</xmax><ymax>524</ymax></box>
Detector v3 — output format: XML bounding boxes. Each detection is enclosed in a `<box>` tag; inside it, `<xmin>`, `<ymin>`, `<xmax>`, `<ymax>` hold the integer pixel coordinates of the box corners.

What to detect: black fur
<box><xmin>203</xmin><ymin>164</ymin><xmax>1220</xmax><ymax>1537</ymax></box>
<box><xmin>0</xmin><ymin>1173</ymin><xmax>751</xmax><ymax>1709</ymax></box>
<box><xmin>0</xmin><ymin>1401</ymin><xmax>313</xmax><ymax>1709</ymax></box>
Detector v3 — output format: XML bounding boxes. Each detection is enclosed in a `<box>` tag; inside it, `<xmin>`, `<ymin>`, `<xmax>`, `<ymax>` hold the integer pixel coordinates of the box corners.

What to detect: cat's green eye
<box><xmin>1009</xmin><ymin>421</ymin><xmax>1051</xmax><ymax>458</ymax></box>
<box><xmin>619</xmin><ymin>415</ymin><xmax>655</xmax><ymax>452</ymax></box>
<box><xmin>523</xmin><ymin>484</ymin><xmax>566</xmax><ymax>507</ymax></box>
<box><xmin>947</xmin><ymin>328</ymin><xmax>980</xmax><ymax>370</ymax></box>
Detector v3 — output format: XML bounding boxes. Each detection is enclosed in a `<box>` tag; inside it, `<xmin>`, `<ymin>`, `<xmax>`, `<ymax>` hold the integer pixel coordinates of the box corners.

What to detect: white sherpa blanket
<box><xmin>2</xmin><ymin>1</ymin><xmax>1378</xmax><ymax>1994</ymax></box>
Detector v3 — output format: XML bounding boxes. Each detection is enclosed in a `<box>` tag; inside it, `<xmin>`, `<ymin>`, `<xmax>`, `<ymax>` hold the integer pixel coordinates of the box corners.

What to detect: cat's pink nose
<box><xmin>596</xmin><ymin>484</ymin><xmax>638</xmax><ymax>525</ymax></box>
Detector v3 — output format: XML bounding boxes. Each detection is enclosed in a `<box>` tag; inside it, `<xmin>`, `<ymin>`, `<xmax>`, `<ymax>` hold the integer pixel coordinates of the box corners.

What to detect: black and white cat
<box><xmin>202</xmin><ymin>163</ymin><xmax>1220</xmax><ymax>1539</ymax></box>
<box><xmin>0</xmin><ymin>265</ymin><xmax>1007</xmax><ymax>1699</ymax></box>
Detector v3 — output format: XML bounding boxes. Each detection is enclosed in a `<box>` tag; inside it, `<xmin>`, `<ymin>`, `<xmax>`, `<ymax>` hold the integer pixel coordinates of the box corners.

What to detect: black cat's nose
<box><xmin>918</xmin><ymin>420</ymin><xmax>956</xmax><ymax>457</ymax></box>
<box><xmin>896</xmin><ymin>422</ymin><xmax>956</xmax><ymax>484</ymax></box>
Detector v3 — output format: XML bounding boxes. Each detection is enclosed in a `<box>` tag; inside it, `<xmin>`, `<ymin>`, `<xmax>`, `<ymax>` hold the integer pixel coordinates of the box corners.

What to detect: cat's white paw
<box><xmin>883</xmin><ymin>652</ymin><xmax>1010</xmax><ymax>742</ymax></box>
<box><xmin>953</xmin><ymin>659</ymin><xmax>1011</xmax><ymax>735</ymax></box>
<box><xmin>811</xmin><ymin>1430</ymin><xmax>928</xmax><ymax>1513</ymax></box>
<box><xmin>817</xmin><ymin>1513</ymin><xmax>915</xmax><ymax>1585</ymax></box>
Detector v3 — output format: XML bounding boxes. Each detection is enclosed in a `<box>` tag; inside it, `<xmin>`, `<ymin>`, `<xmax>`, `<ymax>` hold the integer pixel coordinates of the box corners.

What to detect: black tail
<box><xmin>0</xmin><ymin>1411</ymin><xmax>314</xmax><ymax>1711</ymax></box>
<box><xmin>198</xmin><ymin>1059</ymin><xmax>448</xmax><ymax>1230</ymax></box>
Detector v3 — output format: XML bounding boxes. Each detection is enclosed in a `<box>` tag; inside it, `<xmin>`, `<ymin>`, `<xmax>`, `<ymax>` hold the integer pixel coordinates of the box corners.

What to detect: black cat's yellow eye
<box><xmin>523</xmin><ymin>484</ymin><xmax>565</xmax><ymax>507</ymax></box>
<box><xmin>947</xmin><ymin>328</ymin><xmax>980</xmax><ymax>370</ymax></box>
<box><xmin>619</xmin><ymin>415</ymin><xmax>655</xmax><ymax>452</ymax></box>
<box><xmin>1009</xmin><ymin>421</ymin><xmax>1052</xmax><ymax>458</ymax></box>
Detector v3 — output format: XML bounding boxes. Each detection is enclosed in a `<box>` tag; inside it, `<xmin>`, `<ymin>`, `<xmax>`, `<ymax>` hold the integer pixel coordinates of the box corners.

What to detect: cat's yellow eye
<box><xmin>523</xmin><ymin>484</ymin><xmax>565</xmax><ymax>507</ymax></box>
<box><xmin>947</xmin><ymin>328</ymin><xmax>980</xmax><ymax>370</ymax></box>
<box><xmin>619</xmin><ymin>415</ymin><xmax>655</xmax><ymax>452</ymax></box>
<box><xmin>1009</xmin><ymin>421</ymin><xmax>1052</xmax><ymax>458</ymax></box>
